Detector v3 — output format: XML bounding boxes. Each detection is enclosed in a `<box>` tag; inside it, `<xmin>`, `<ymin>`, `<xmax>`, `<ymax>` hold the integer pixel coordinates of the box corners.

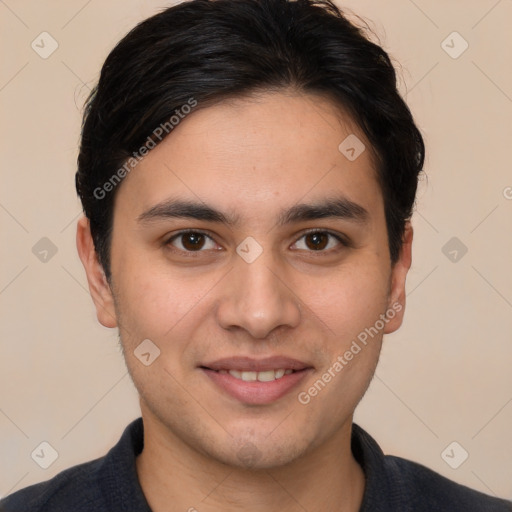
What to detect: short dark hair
<box><xmin>76</xmin><ymin>0</ymin><xmax>424</xmax><ymax>281</ymax></box>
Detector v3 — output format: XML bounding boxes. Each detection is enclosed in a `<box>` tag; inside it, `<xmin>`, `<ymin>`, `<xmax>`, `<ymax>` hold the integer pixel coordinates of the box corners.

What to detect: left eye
<box><xmin>292</xmin><ymin>231</ymin><xmax>344</xmax><ymax>252</ymax></box>
<box><xmin>167</xmin><ymin>231</ymin><xmax>218</xmax><ymax>252</ymax></box>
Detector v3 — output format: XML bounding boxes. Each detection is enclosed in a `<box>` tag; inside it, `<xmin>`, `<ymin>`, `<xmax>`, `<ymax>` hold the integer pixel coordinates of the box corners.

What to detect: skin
<box><xmin>77</xmin><ymin>90</ymin><xmax>412</xmax><ymax>512</ymax></box>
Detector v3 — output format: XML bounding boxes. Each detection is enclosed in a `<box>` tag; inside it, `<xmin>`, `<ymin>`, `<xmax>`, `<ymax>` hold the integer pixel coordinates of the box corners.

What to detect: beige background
<box><xmin>1</xmin><ymin>0</ymin><xmax>511</xmax><ymax>502</ymax></box>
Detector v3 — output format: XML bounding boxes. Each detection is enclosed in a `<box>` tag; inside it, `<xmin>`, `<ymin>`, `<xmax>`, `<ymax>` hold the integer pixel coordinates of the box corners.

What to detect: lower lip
<box><xmin>201</xmin><ymin>368</ymin><xmax>312</xmax><ymax>405</ymax></box>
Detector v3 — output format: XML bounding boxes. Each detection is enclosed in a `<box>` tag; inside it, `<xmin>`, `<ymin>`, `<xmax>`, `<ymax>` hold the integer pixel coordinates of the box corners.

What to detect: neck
<box><xmin>135</xmin><ymin>410</ymin><xmax>365</xmax><ymax>512</ymax></box>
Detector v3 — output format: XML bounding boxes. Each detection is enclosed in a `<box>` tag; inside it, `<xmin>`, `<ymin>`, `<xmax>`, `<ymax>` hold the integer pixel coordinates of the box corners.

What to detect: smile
<box><xmin>217</xmin><ymin>368</ymin><xmax>295</xmax><ymax>382</ymax></box>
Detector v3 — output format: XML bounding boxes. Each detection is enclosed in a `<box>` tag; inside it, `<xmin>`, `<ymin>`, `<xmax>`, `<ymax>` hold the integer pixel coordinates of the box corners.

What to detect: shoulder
<box><xmin>352</xmin><ymin>424</ymin><xmax>511</xmax><ymax>511</ymax></box>
<box><xmin>0</xmin><ymin>418</ymin><xmax>146</xmax><ymax>512</ymax></box>
<box><xmin>384</xmin><ymin>454</ymin><xmax>512</xmax><ymax>511</ymax></box>
<box><xmin>0</xmin><ymin>456</ymin><xmax>107</xmax><ymax>512</ymax></box>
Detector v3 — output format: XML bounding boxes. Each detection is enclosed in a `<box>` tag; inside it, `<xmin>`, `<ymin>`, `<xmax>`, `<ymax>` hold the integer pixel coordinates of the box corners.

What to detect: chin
<box><xmin>203</xmin><ymin>427</ymin><xmax>311</xmax><ymax>470</ymax></box>
<box><xmin>214</xmin><ymin>442</ymin><xmax>305</xmax><ymax>471</ymax></box>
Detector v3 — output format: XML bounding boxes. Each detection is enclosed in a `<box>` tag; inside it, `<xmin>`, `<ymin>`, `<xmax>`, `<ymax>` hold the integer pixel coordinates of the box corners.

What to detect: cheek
<box><xmin>113</xmin><ymin>263</ymin><xmax>220</xmax><ymax>351</ymax></box>
<box><xmin>298</xmin><ymin>262</ymin><xmax>391</xmax><ymax>338</ymax></box>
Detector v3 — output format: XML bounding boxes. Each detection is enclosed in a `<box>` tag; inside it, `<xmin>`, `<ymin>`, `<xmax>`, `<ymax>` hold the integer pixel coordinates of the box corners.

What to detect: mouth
<box><xmin>213</xmin><ymin>368</ymin><xmax>296</xmax><ymax>382</ymax></box>
<box><xmin>199</xmin><ymin>356</ymin><xmax>313</xmax><ymax>405</ymax></box>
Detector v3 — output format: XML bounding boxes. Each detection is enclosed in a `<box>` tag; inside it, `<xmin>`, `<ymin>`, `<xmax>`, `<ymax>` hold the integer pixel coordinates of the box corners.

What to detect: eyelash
<box><xmin>164</xmin><ymin>229</ymin><xmax>349</xmax><ymax>255</ymax></box>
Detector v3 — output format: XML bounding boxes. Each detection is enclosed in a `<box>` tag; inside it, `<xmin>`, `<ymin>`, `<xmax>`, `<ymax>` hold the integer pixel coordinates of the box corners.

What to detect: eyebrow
<box><xmin>277</xmin><ymin>197</ymin><xmax>368</xmax><ymax>225</ymax></box>
<box><xmin>137</xmin><ymin>199</ymin><xmax>239</xmax><ymax>225</ymax></box>
<box><xmin>137</xmin><ymin>197</ymin><xmax>369</xmax><ymax>226</ymax></box>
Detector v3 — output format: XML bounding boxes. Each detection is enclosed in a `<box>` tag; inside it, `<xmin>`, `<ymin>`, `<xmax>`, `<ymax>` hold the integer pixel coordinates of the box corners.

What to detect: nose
<box><xmin>216</xmin><ymin>251</ymin><xmax>301</xmax><ymax>339</ymax></box>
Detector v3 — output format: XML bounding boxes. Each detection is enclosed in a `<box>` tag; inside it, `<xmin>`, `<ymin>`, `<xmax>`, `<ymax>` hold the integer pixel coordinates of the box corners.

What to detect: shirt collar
<box><xmin>351</xmin><ymin>423</ymin><xmax>397</xmax><ymax>511</ymax></box>
<box><xmin>98</xmin><ymin>418</ymin><xmax>392</xmax><ymax>511</ymax></box>
<box><xmin>97</xmin><ymin>417</ymin><xmax>152</xmax><ymax>511</ymax></box>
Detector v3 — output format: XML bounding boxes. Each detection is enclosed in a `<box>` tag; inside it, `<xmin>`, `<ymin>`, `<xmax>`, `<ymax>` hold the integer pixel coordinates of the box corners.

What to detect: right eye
<box><xmin>165</xmin><ymin>230</ymin><xmax>220</xmax><ymax>252</ymax></box>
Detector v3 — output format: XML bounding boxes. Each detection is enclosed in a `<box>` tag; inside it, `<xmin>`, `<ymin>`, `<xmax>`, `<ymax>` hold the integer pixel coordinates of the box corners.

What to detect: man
<box><xmin>1</xmin><ymin>0</ymin><xmax>510</xmax><ymax>510</ymax></box>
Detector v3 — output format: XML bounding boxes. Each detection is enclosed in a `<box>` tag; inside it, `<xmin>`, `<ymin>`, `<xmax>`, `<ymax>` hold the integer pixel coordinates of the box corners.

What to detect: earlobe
<box><xmin>384</xmin><ymin>222</ymin><xmax>413</xmax><ymax>334</ymax></box>
<box><xmin>76</xmin><ymin>216</ymin><xmax>118</xmax><ymax>328</ymax></box>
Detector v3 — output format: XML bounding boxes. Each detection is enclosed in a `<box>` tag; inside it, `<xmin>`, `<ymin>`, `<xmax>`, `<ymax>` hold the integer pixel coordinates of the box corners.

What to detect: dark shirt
<box><xmin>1</xmin><ymin>418</ymin><xmax>510</xmax><ymax>511</ymax></box>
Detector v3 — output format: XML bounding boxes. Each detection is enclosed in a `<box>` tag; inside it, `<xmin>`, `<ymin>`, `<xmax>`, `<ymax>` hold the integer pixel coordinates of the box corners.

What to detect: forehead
<box><xmin>115</xmin><ymin>90</ymin><xmax>383</xmax><ymax>220</ymax></box>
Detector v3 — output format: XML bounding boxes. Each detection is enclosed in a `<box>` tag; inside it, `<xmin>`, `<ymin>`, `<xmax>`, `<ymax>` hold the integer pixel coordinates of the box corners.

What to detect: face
<box><xmin>78</xmin><ymin>91</ymin><xmax>412</xmax><ymax>469</ymax></box>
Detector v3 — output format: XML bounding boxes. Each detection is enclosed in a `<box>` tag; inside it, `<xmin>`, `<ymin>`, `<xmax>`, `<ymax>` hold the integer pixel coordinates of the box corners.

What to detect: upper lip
<box><xmin>201</xmin><ymin>356</ymin><xmax>312</xmax><ymax>372</ymax></box>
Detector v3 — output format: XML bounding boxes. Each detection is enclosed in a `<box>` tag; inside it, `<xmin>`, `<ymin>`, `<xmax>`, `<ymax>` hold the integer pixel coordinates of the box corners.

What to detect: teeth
<box><xmin>241</xmin><ymin>371</ymin><xmax>257</xmax><ymax>382</ymax></box>
<box><xmin>257</xmin><ymin>370</ymin><xmax>275</xmax><ymax>382</ymax></box>
<box><xmin>225</xmin><ymin>369</ymin><xmax>294</xmax><ymax>382</ymax></box>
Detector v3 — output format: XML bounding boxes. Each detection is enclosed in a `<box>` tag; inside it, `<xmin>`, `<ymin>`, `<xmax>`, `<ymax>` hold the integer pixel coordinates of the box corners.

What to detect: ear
<box><xmin>383</xmin><ymin>222</ymin><xmax>413</xmax><ymax>334</ymax></box>
<box><xmin>76</xmin><ymin>216</ymin><xmax>118</xmax><ymax>328</ymax></box>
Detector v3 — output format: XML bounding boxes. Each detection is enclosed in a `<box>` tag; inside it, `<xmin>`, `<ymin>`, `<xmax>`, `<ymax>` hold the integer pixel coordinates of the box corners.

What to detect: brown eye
<box><xmin>167</xmin><ymin>231</ymin><xmax>217</xmax><ymax>252</ymax></box>
<box><xmin>181</xmin><ymin>232</ymin><xmax>205</xmax><ymax>251</ymax></box>
<box><xmin>305</xmin><ymin>232</ymin><xmax>329</xmax><ymax>250</ymax></box>
<box><xmin>292</xmin><ymin>231</ymin><xmax>346</xmax><ymax>252</ymax></box>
